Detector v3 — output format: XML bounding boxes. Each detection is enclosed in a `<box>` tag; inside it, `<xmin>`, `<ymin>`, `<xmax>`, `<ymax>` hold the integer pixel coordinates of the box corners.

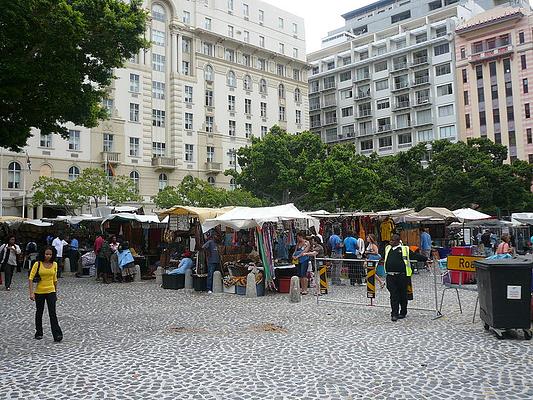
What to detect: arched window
<box><xmin>294</xmin><ymin>88</ymin><xmax>301</xmax><ymax>103</ymax></box>
<box><xmin>204</xmin><ymin>64</ymin><xmax>214</xmax><ymax>81</ymax></box>
<box><xmin>7</xmin><ymin>162</ymin><xmax>21</xmax><ymax>189</ymax></box>
<box><xmin>68</xmin><ymin>166</ymin><xmax>80</xmax><ymax>181</ymax></box>
<box><xmin>259</xmin><ymin>79</ymin><xmax>267</xmax><ymax>94</ymax></box>
<box><xmin>130</xmin><ymin>171</ymin><xmax>140</xmax><ymax>193</ymax></box>
<box><xmin>152</xmin><ymin>4</ymin><xmax>166</xmax><ymax>22</ymax></box>
<box><xmin>207</xmin><ymin>176</ymin><xmax>215</xmax><ymax>185</ymax></box>
<box><xmin>243</xmin><ymin>75</ymin><xmax>252</xmax><ymax>91</ymax></box>
<box><xmin>158</xmin><ymin>173</ymin><xmax>168</xmax><ymax>191</ymax></box>
<box><xmin>230</xmin><ymin>178</ymin><xmax>236</xmax><ymax>190</ymax></box>
<box><xmin>278</xmin><ymin>83</ymin><xmax>285</xmax><ymax>99</ymax></box>
<box><xmin>227</xmin><ymin>70</ymin><xmax>236</xmax><ymax>87</ymax></box>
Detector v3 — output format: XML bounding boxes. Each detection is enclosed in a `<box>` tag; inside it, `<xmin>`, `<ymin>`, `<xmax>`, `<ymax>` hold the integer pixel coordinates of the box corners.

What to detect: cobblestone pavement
<box><xmin>1</xmin><ymin>270</ymin><xmax>532</xmax><ymax>400</ymax></box>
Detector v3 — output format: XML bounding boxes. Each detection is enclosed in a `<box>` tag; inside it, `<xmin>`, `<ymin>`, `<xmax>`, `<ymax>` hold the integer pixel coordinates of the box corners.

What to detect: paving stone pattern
<box><xmin>1</xmin><ymin>270</ymin><xmax>532</xmax><ymax>399</ymax></box>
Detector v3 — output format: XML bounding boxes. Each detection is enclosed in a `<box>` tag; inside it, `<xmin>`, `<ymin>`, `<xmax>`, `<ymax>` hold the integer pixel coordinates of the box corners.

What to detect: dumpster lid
<box><xmin>474</xmin><ymin>257</ymin><xmax>533</xmax><ymax>270</ymax></box>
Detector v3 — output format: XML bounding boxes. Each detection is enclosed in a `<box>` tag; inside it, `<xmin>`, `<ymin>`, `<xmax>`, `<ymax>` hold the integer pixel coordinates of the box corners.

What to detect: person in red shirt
<box><xmin>93</xmin><ymin>235</ymin><xmax>104</xmax><ymax>280</ymax></box>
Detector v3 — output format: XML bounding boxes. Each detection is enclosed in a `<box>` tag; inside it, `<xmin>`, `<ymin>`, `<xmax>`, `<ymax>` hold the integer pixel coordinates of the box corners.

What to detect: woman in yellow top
<box><xmin>29</xmin><ymin>246</ymin><xmax>63</xmax><ymax>342</ymax></box>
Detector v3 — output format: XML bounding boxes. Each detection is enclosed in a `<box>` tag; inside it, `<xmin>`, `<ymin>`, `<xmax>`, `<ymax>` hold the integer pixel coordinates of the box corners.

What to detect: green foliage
<box><xmin>0</xmin><ymin>0</ymin><xmax>148</xmax><ymax>150</ymax></box>
<box><xmin>152</xmin><ymin>176</ymin><xmax>263</xmax><ymax>210</ymax></box>
<box><xmin>31</xmin><ymin>176</ymin><xmax>85</xmax><ymax>215</ymax></box>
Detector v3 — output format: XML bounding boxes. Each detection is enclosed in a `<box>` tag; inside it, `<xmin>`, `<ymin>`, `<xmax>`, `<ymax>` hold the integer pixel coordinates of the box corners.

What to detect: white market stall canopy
<box><xmin>416</xmin><ymin>207</ymin><xmax>457</xmax><ymax>221</ymax></box>
<box><xmin>158</xmin><ymin>206</ymin><xmax>234</xmax><ymax>224</ymax></box>
<box><xmin>511</xmin><ymin>212</ymin><xmax>533</xmax><ymax>225</ymax></box>
<box><xmin>453</xmin><ymin>208</ymin><xmax>492</xmax><ymax>221</ymax></box>
<box><xmin>202</xmin><ymin>204</ymin><xmax>319</xmax><ymax>232</ymax></box>
<box><xmin>101</xmin><ymin>213</ymin><xmax>168</xmax><ymax>225</ymax></box>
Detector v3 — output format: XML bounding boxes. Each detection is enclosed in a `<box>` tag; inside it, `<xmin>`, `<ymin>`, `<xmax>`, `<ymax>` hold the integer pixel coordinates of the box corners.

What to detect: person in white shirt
<box><xmin>52</xmin><ymin>235</ymin><xmax>68</xmax><ymax>278</ymax></box>
<box><xmin>1</xmin><ymin>235</ymin><xmax>22</xmax><ymax>290</ymax></box>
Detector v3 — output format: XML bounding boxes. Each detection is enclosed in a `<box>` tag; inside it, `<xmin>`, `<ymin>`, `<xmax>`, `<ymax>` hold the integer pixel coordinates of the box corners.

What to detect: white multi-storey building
<box><xmin>307</xmin><ymin>0</ymin><xmax>496</xmax><ymax>155</ymax></box>
<box><xmin>0</xmin><ymin>0</ymin><xmax>308</xmax><ymax>217</ymax></box>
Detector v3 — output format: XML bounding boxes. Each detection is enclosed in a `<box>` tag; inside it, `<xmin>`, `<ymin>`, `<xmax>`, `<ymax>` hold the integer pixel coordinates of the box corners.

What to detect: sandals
<box><xmin>301</xmin><ymin>291</ymin><xmax>308</xmax><ymax>295</ymax></box>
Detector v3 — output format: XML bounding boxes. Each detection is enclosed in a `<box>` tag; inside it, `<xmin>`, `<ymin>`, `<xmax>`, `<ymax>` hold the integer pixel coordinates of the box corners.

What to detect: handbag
<box><xmin>32</xmin><ymin>262</ymin><xmax>42</xmax><ymax>283</ymax></box>
<box><xmin>0</xmin><ymin>244</ymin><xmax>8</xmax><ymax>272</ymax></box>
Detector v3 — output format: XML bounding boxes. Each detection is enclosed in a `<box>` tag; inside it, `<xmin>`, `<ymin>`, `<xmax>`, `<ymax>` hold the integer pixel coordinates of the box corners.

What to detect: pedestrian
<box><xmin>94</xmin><ymin>234</ymin><xmax>105</xmax><ymax>280</ymax></box>
<box><xmin>108</xmin><ymin>235</ymin><xmax>121</xmax><ymax>282</ymax></box>
<box><xmin>328</xmin><ymin>227</ymin><xmax>344</xmax><ymax>285</ymax></box>
<box><xmin>98</xmin><ymin>238</ymin><xmax>114</xmax><ymax>284</ymax></box>
<box><xmin>28</xmin><ymin>246</ymin><xmax>63</xmax><ymax>342</ymax></box>
<box><xmin>496</xmin><ymin>234</ymin><xmax>513</xmax><ymax>255</ymax></box>
<box><xmin>343</xmin><ymin>231</ymin><xmax>360</xmax><ymax>286</ymax></box>
<box><xmin>480</xmin><ymin>230</ymin><xmax>493</xmax><ymax>257</ymax></box>
<box><xmin>384</xmin><ymin>234</ymin><xmax>427</xmax><ymax>321</ymax></box>
<box><xmin>69</xmin><ymin>236</ymin><xmax>79</xmax><ymax>275</ymax></box>
<box><xmin>52</xmin><ymin>235</ymin><xmax>67</xmax><ymax>278</ymax></box>
<box><xmin>366</xmin><ymin>234</ymin><xmax>384</xmax><ymax>289</ymax></box>
<box><xmin>118</xmin><ymin>241</ymin><xmax>136</xmax><ymax>282</ymax></box>
<box><xmin>419</xmin><ymin>227</ymin><xmax>432</xmax><ymax>259</ymax></box>
<box><xmin>292</xmin><ymin>231</ymin><xmax>311</xmax><ymax>295</ymax></box>
<box><xmin>202</xmin><ymin>232</ymin><xmax>221</xmax><ymax>294</ymax></box>
<box><xmin>0</xmin><ymin>235</ymin><xmax>22</xmax><ymax>291</ymax></box>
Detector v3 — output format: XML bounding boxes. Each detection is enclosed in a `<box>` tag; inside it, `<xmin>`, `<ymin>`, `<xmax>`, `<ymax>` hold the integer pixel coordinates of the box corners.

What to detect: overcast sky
<box><xmin>264</xmin><ymin>0</ymin><xmax>533</xmax><ymax>54</ymax></box>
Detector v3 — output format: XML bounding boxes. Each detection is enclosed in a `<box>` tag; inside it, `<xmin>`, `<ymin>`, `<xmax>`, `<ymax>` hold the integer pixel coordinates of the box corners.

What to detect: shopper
<box><xmin>118</xmin><ymin>241</ymin><xmax>136</xmax><ymax>282</ymax></box>
<box><xmin>98</xmin><ymin>237</ymin><xmax>114</xmax><ymax>284</ymax></box>
<box><xmin>292</xmin><ymin>231</ymin><xmax>311</xmax><ymax>295</ymax></box>
<box><xmin>328</xmin><ymin>227</ymin><xmax>343</xmax><ymax>285</ymax></box>
<box><xmin>202</xmin><ymin>232</ymin><xmax>221</xmax><ymax>293</ymax></box>
<box><xmin>28</xmin><ymin>246</ymin><xmax>63</xmax><ymax>342</ymax></box>
<box><xmin>108</xmin><ymin>235</ymin><xmax>121</xmax><ymax>282</ymax></box>
<box><xmin>496</xmin><ymin>235</ymin><xmax>513</xmax><ymax>255</ymax></box>
<box><xmin>68</xmin><ymin>236</ymin><xmax>79</xmax><ymax>274</ymax></box>
<box><xmin>52</xmin><ymin>235</ymin><xmax>67</xmax><ymax>278</ymax></box>
<box><xmin>420</xmin><ymin>227</ymin><xmax>432</xmax><ymax>259</ymax></box>
<box><xmin>0</xmin><ymin>235</ymin><xmax>22</xmax><ymax>291</ymax></box>
<box><xmin>343</xmin><ymin>231</ymin><xmax>360</xmax><ymax>286</ymax></box>
<box><xmin>168</xmin><ymin>251</ymin><xmax>194</xmax><ymax>275</ymax></box>
<box><xmin>366</xmin><ymin>234</ymin><xmax>384</xmax><ymax>289</ymax></box>
<box><xmin>480</xmin><ymin>230</ymin><xmax>493</xmax><ymax>257</ymax></box>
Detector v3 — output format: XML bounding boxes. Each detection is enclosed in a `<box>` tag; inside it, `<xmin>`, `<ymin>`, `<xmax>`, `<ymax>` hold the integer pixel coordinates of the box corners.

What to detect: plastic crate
<box><xmin>162</xmin><ymin>274</ymin><xmax>185</xmax><ymax>290</ymax></box>
<box><xmin>278</xmin><ymin>277</ymin><xmax>292</xmax><ymax>293</ymax></box>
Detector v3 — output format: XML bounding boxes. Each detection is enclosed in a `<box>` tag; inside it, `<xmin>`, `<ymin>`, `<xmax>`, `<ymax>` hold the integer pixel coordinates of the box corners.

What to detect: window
<box><xmin>435</xmin><ymin>63</ymin><xmax>451</xmax><ymax>76</ymax></box>
<box><xmin>415</xmin><ymin>33</ymin><xmax>427</xmax><ymax>44</ymax></box>
<box><xmin>129</xmin><ymin>171</ymin><xmax>140</xmax><ymax>192</ymax></box>
<box><xmin>505</xmin><ymin>82</ymin><xmax>513</xmax><ymax>97</ymax></box>
<box><xmin>418</xmin><ymin>129</ymin><xmax>434</xmax><ymax>142</ymax></box>
<box><xmin>228</xmin><ymin>25</ymin><xmax>234</xmax><ymax>38</ymax></box>
<box><xmin>182</xmin><ymin>38</ymin><xmax>191</xmax><ymax>53</ymax></box>
<box><xmin>462</xmin><ymin>69</ymin><xmax>468</xmax><ymax>83</ymax></box>
<box><xmin>391</xmin><ymin>10</ymin><xmax>410</xmax><ymax>23</ymax></box>
<box><xmin>493</xmin><ymin>108</ymin><xmax>500</xmax><ymax>124</ymax></box>
<box><xmin>293</xmin><ymin>23</ymin><xmax>298</xmax><ymax>35</ymax></box>
<box><xmin>436</xmin><ymin>26</ymin><xmax>447</xmax><ymax>38</ymax></box>
<box><xmin>259</xmin><ymin>9</ymin><xmax>264</xmax><ymax>22</ymax></box>
<box><xmin>227</xmin><ymin>0</ymin><xmax>233</xmax><ymax>10</ymax></box>
<box><xmin>340</xmin><ymin>71</ymin><xmax>351</xmax><ymax>82</ymax></box>
<box><xmin>521</xmin><ymin>55</ymin><xmax>527</xmax><ymax>70</ymax></box>
<box><xmin>227</xmin><ymin>71</ymin><xmax>236</xmax><ymax>87</ymax></box>
<box><xmin>203</xmin><ymin>42</ymin><xmax>213</xmax><ymax>56</ymax></box>
<box><xmin>472</xmin><ymin>41</ymin><xmax>483</xmax><ymax>54</ymax></box>
<box><xmin>527</xmin><ymin>128</ymin><xmax>532</xmax><ymax>144</ymax></box>
<box><xmin>296</xmin><ymin>110</ymin><xmax>301</xmax><ymax>124</ymax></box>
<box><xmin>374</xmin><ymin>61</ymin><xmax>387</xmax><ymax>73</ymax></box>
<box><xmin>129</xmin><ymin>74</ymin><xmax>140</xmax><ymax>93</ymax></box>
<box><xmin>204</xmin><ymin>65</ymin><xmax>214</xmax><ymax>81</ymax></box>
<box><xmin>439</xmin><ymin>125</ymin><xmax>456</xmax><ymax>139</ymax></box>
<box><xmin>293</xmin><ymin>48</ymin><xmax>299</xmax><ymax>59</ymax></box>
<box><xmin>205</xmin><ymin>116</ymin><xmax>213</xmax><ymax>133</ymax></box>
<box><xmin>341</xmin><ymin>89</ymin><xmax>353</xmax><ymax>99</ymax></box>
<box><xmin>229</xmin><ymin>120</ymin><xmax>236</xmax><ymax>136</ymax></box>
<box><xmin>519</xmin><ymin>31</ymin><xmax>525</xmax><ymax>44</ymax></box>
<box><xmin>68</xmin><ymin>130</ymin><xmax>80</xmax><ymax>151</ymax></box>
<box><xmin>245</xmin><ymin>99</ymin><xmax>252</xmax><ymax>114</ymax></box>
<box><xmin>341</xmin><ymin>107</ymin><xmax>353</xmax><ymax>117</ymax></box>
<box><xmin>184</xmin><ymin>113</ymin><xmax>193</xmax><ymax>130</ymax></box>
<box><xmin>103</xmin><ymin>133</ymin><xmax>113</xmax><ymax>152</ymax></box>
<box><xmin>526</xmin><ymin>104</ymin><xmax>531</xmax><ymax>119</ymax></box>
<box><xmin>129</xmin><ymin>137</ymin><xmax>139</xmax><ymax>157</ymax></box>
<box><xmin>524</xmin><ymin>79</ymin><xmax>529</xmax><ymax>94</ymax></box>
<box><xmin>152</xmin><ymin>4</ymin><xmax>166</xmax><ymax>21</ymax></box>
<box><xmin>463</xmin><ymin>91</ymin><xmax>469</xmax><ymax>106</ymax></box>
<box><xmin>258</xmin><ymin>79</ymin><xmax>267</xmax><ymax>95</ymax></box>
<box><xmin>242</xmin><ymin>54</ymin><xmax>251</xmax><ymax>67</ymax></box>
<box><xmin>375</xmin><ymin>79</ymin><xmax>389</xmax><ymax>91</ymax></box>
<box><xmin>342</xmin><ymin>125</ymin><xmax>354</xmax><ymax>137</ymax></box>
<box><xmin>183</xmin><ymin>11</ymin><xmax>190</xmax><ymax>24</ymax></box>
<box><xmin>204</xmin><ymin>17</ymin><xmax>212</xmax><ymax>30</ymax></box>
<box><xmin>398</xmin><ymin>133</ymin><xmax>412</xmax><ymax>145</ymax></box>
<box><xmin>129</xmin><ymin>103</ymin><xmax>139</xmax><ymax>122</ymax></box>
<box><xmin>228</xmin><ymin>95</ymin><xmax>236</xmax><ymax>111</ymax></box>
<box><xmin>377</xmin><ymin>99</ymin><xmax>390</xmax><ymax>110</ymax></box>
<box><xmin>379</xmin><ymin>136</ymin><xmax>392</xmax><ymax>148</ymax></box>
<box><xmin>207</xmin><ymin>176</ymin><xmax>215</xmax><ymax>185</ymax></box>
<box><xmin>152</xmin><ymin>109</ymin><xmax>165</xmax><ymax>127</ymax></box>
<box><xmin>225</xmin><ymin>49</ymin><xmax>235</xmax><ymax>62</ymax></box>
<box><xmin>245</xmin><ymin>123</ymin><xmax>252</xmax><ymax>138</ymax></box>
<box><xmin>152</xmin><ymin>142</ymin><xmax>166</xmax><ymax>157</ymax></box>
<box><xmin>184</xmin><ymin>86</ymin><xmax>193</xmax><ymax>103</ymax></box>
<box><xmin>277</xmin><ymin>64</ymin><xmax>285</xmax><ymax>76</ymax></box>
<box><xmin>244</xmin><ymin>31</ymin><xmax>250</xmax><ymax>43</ymax></box>
<box><xmin>152</xmin><ymin>81</ymin><xmax>165</xmax><ymax>99</ymax></box>
<box><xmin>460</xmin><ymin>48</ymin><xmax>466</xmax><ymax>59</ymax></box>
<box><xmin>158</xmin><ymin>173</ymin><xmax>168</xmax><ymax>191</ymax></box>
<box><xmin>185</xmin><ymin>144</ymin><xmax>194</xmax><ymax>162</ymax></box>
<box><xmin>479</xmin><ymin>111</ymin><xmax>486</xmax><ymax>126</ymax></box>
<box><xmin>434</xmin><ymin>43</ymin><xmax>449</xmax><ymax>56</ymax></box>
<box><xmin>477</xmin><ymin>87</ymin><xmax>485</xmax><ymax>103</ymax></box>
<box><xmin>437</xmin><ymin>84</ymin><xmax>453</xmax><ymax>96</ymax></box>
<box><xmin>205</xmin><ymin>90</ymin><xmax>213</xmax><ymax>107</ymax></box>
<box><xmin>417</xmin><ymin>109</ymin><xmax>432</xmax><ymax>124</ymax></box>
<box><xmin>278</xmin><ymin>84</ymin><xmax>285</xmax><ymax>99</ymax></box>
<box><xmin>279</xmin><ymin>17</ymin><xmax>284</xmax><ymax>29</ymax></box>
<box><xmin>257</xmin><ymin>58</ymin><xmax>266</xmax><ymax>71</ymax></box>
<box><xmin>152</xmin><ymin>54</ymin><xmax>165</xmax><ymax>72</ymax></box>
<box><xmin>259</xmin><ymin>36</ymin><xmax>265</xmax><ymax>48</ymax></box>
<box><xmin>292</xmin><ymin>88</ymin><xmax>301</xmax><ymax>103</ymax></box>
<box><xmin>40</xmin><ymin>133</ymin><xmax>52</xmax><ymax>148</ymax></box>
<box><xmin>491</xmin><ymin>85</ymin><xmax>498</xmax><ymax>100</ymax></box>
<box><xmin>360</xmin><ymin>139</ymin><xmax>373</xmax><ymax>151</ymax></box>
<box><xmin>243</xmin><ymin>3</ymin><xmax>249</xmax><ymax>16</ymax></box>
<box><xmin>243</xmin><ymin>75</ymin><xmax>252</xmax><ymax>91</ymax></box>
<box><xmin>68</xmin><ymin>166</ymin><xmax>80</xmax><ymax>181</ymax></box>
<box><xmin>503</xmin><ymin>58</ymin><xmax>511</xmax><ymax>74</ymax></box>
<box><xmin>475</xmin><ymin>65</ymin><xmax>483</xmax><ymax>81</ymax></box>
<box><xmin>261</xmin><ymin>126</ymin><xmax>268</xmax><ymax>137</ymax></box>
<box><xmin>102</xmin><ymin>98</ymin><xmax>113</xmax><ymax>114</ymax></box>
<box><xmin>260</xmin><ymin>102</ymin><xmax>267</xmax><ymax>117</ymax></box>
<box><xmin>206</xmin><ymin>146</ymin><xmax>215</xmax><ymax>163</ymax></box>
<box><xmin>465</xmin><ymin>114</ymin><xmax>471</xmax><ymax>129</ymax></box>
<box><xmin>182</xmin><ymin>62</ymin><xmax>189</xmax><ymax>75</ymax></box>
<box><xmin>489</xmin><ymin>62</ymin><xmax>496</xmax><ymax>78</ymax></box>
<box><xmin>279</xmin><ymin>106</ymin><xmax>286</xmax><ymax>121</ymax></box>
<box><xmin>429</xmin><ymin>0</ymin><xmax>441</xmax><ymax>9</ymax></box>
<box><xmin>438</xmin><ymin>105</ymin><xmax>454</xmax><ymax>117</ymax></box>
<box><xmin>151</xmin><ymin>30</ymin><xmax>165</xmax><ymax>46</ymax></box>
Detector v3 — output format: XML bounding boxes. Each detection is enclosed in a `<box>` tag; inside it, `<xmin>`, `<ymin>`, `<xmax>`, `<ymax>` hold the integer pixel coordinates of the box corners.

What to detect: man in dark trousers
<box><xmin>384</xmin><ymin>234</ymin><xmax>427</xmax><ymax>321</ymax></box>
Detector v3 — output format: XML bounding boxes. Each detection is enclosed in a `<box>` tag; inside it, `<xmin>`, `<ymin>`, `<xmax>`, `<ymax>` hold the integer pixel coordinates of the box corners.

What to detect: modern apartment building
<box><xmin>0</xmin><ymin>0</ymin><xmax>308</xmax><ymax>217</ymax></box>
<box><xmin>307</xmin><ymin>0</ymin><xmax>496</xmax><ymax>155</ymax></box>
<box><xmin>455</xmin><ymin>5</ymin><xmax>533</xmax><ymax>163</ymax></box>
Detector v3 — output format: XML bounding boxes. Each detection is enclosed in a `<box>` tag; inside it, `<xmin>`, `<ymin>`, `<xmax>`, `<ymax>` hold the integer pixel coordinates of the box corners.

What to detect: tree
<box><xmin>0</xmin><ymin>0</ymin><xmax>148</xmax><ymax>150</ymax></box>
<box><xmin>152</xmin><ymin>176</ymin><xmax>263</xmax><ymax>209</ymax></box>
<box><xmin>31</xmin><ymin>176</ymin><xmax>85</xmax><ymax>215</ymax></box>
<box><xmin>107</xmin><ymin>175</ymin><xmax>142</xmax><ymax>206</ymax></box>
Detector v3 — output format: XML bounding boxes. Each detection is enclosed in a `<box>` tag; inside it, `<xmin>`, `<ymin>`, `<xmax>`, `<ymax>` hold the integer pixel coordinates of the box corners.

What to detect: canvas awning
<box><xmin>202</xmin><ymin>204</ymin><xmax>319</xmax><ymax>232</ymax></box>
<box><xmin>511</xmin><ymin>212</ymin><xmax>533</xmax><ymax>225</ymax></box>
<box><xmin>101</xmin><ymin>213</ymin><xmax>168</xmax><ymax>225</ymax></box>
<box><xmin>453</xmin><ymin>208</ymin><xmax>492</xmax><ymax>221</ymax></box>
<box><xmin>158</xmin><ymin>206</ymin><xmax>234</xmax><ymax>224</ymax></box>
<box><xmin>416</xmin><ymin>207</ymin><xmax>457</xmax><ymax>220</ymax></box>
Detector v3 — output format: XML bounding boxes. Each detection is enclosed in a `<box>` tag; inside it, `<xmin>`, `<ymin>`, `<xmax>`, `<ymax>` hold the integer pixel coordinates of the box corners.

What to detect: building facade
<box><xmin>307</xmin><ymin>0</ymin><xmax>497</xmax><ymax>155</ymax></box>
<box><xmin>455</xmin><ymin>6</ymin><xmax>533</xmax><ymax>163</ymax></box>
<box><xmin>0</xmin><ymin>0</ymin><xmax>308</xmax><ymax>217</ymax></box>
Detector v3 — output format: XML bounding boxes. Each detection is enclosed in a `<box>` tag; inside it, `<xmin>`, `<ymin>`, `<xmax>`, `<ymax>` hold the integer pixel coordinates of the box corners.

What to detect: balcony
<box><xmin>414</xmin><ymin>119</ymin><xmax>433</xmax><ymax>127</ymax></box>
<box><xmin>322</xmin><ymin>81</ymin><xmax>336</xmax><ymax>91</ymax></box>
<box><xmin>393</xmin><ymin>123</ymin><xmax>412</xmax><ymax>131</ymax></box>
<box><xmin>323</xmin><ymin>100</ymin><xmax>337</xmax><ymax>108</ymax></box>
<box><xmin>393</xmin><ymin>101</ymin><xmax>410</xmax><ymax>111</ymax></box>
<box><xmin>468</xmin><ymin>45</ymin><xmax>513</xmax><ymax>64</ymax></box>
<box><xmin>413</xmin><ymin>76</ymin><xmax>430</xmax><ymax>86</ymax></box>
<box><xmin>355</xmin><ymin>91</ymin><xmax>371</xmax><ymax>101</ymax></box>
<box><xmin>309</xmin><ymin>85</ymin><xmax>320</xmax><ymax>94</ymax></box>
<box><xmin>354</xmin><ymin>72</ymin><xmax>370</xmax><ymax>82</ymax></box>
<box><xmin>101</xmin><ymin>151</ymin><xmax>121</xmax><ymax>164</ymax></box>
<box><xmin>412</xmin><ymin>56</ymin><xmax>429</xmax><ymax>66</ymax></box>
<box><xmin>392</xmin><ymin>82</ymin><xmax>409</xmax><ymax>92</ymax></box>
<box><xmin>309</xmin><ymin>103</ymin><xmax>321</xmax><ymax>111</ymax></box>
<box><xmin>323</xmin><ymin>117</ymin><xmax>338</xmax><ymax>126</ymax></box>
<box><xmin>376</xmin><ymin>124</ymin><xmax>392</xmax><ymax>133</ymax></box>
<box><xmin>358</xmin><ymin>129</ymin><xmax>373</xmax><ymax>137</ymax></box>
<box><xmin>310</xmin><ymin>120</ymin><xmax>322</xmax><ymax>128</ymax></box>
<box><xmin>356</xmin><ymin>110</ymin><xmax>372</xmax><ymax>119</ymax></box>
<box><xmin>414</xmin><ymin>97</ymin><xmax>431</xmax><ymax>107</ymax></box>
<box><xmin>392</xmin><ymin>61</ymin><xmax>408</xmax><ymax>72</ymax></box>
<box><xmin>205</xmin><ymin>161</ymin><xmax>222</xmax><ymax>174</ymax></box>
<box><xmin>152</xmin><ymin>156</ymin><xmax>176</xmax><ymax>170</ymax></box>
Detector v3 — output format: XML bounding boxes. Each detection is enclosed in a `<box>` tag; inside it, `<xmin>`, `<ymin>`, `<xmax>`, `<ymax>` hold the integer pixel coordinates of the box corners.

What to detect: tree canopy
<box><xmin>0</xmin><ymin>0</ymin><xmax>148</xmax><ymax>150</ymax></box>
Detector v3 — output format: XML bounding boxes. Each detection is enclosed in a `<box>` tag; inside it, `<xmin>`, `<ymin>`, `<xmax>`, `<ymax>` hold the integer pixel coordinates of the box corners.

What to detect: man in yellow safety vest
<box><xmin>384</xmin><ymin>234</ymin><xmax>427</xmax><ymax>321</ymax></box>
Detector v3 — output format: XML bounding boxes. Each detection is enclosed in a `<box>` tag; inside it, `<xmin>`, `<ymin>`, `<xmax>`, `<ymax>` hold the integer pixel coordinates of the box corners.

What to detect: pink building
<box><xmin>455</xmin><ymin>6</ymin><xmax>533</xmax><ymax>163</ymax></box>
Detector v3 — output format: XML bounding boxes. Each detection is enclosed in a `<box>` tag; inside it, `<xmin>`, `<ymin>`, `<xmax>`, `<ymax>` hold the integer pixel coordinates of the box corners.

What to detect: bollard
<box><xmin>246</xmin><ymin>271</ymin><xmax>257</xmax><ymax>298</ymax></box>
<box><xmin>184</xmin><ymin>269</ymin><xmax>193</xmax><ymax>290</ymax></box>
<box><xmin>63</xmin><ymin>258</ymin><xmax>71</xmax><ymax>276</ymax></box>
<box><xmin>134</xmin><ymin>265</ymin><xmax>141</xmax><ymax>282</ymax></box>
<box><xmin>155</xmin><ymin>266</ymin><xmax>164</xmax><ymax>285</ymax></box>
<box><xmin>289</xmin><ymin>276</ymin><xmax>301</xmax><ymax>303</ymax></box>
<box><xmin>213</xmin><ymin>270</ymin><xmax>223</xmax><ymax>293</ymax></box>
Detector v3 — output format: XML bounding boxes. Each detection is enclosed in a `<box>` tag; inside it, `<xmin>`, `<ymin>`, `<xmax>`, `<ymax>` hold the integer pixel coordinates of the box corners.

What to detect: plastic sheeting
<box><xmin>453</xmin><ymin>208</ymin><xmax>492</xmax><ymax>221</ymax></box>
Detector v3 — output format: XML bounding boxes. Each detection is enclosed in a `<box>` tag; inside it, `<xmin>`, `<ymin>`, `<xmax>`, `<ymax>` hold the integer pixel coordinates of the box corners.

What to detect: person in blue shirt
<box><xmin>343</xmin><ymin>231</ymin><xmax>361</xmax><ymax>286</ymax></box>
<box><xmin>328</xmin><ymin>227</ymin><xmax>343</xmax><ymax>285</ymax></box>
<box><xmin>169</xmin><ymin>251</ymin><xmax>194</xmax><ymax>275</ymax></box>
<box><xmin>202</xmin><ymin>233</ymin><xmax>221</xmax><ymax>293</ymax></box>
<box><xmin>292</xmin><ymin>231</ymin><xmax>311</xmax><ymax>295</ymax></box>
<box><xmin>419</xmin><ymin>228</ymin><xmax>432</xmax><ymax>259</ymax></box>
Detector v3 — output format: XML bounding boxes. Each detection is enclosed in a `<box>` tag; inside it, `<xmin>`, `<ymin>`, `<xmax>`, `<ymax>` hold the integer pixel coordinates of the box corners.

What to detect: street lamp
<box><xmin>421</xmin><ymin>143</ymin><xmax>433</xmax><ymax>169</ymax></box>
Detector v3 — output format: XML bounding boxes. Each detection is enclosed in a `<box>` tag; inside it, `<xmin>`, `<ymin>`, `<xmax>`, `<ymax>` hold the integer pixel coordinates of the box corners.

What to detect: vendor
<box><xmin>168</xmin><ymin>251</ymin><xmax>194</xmax><ymax>275</ymax></box>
